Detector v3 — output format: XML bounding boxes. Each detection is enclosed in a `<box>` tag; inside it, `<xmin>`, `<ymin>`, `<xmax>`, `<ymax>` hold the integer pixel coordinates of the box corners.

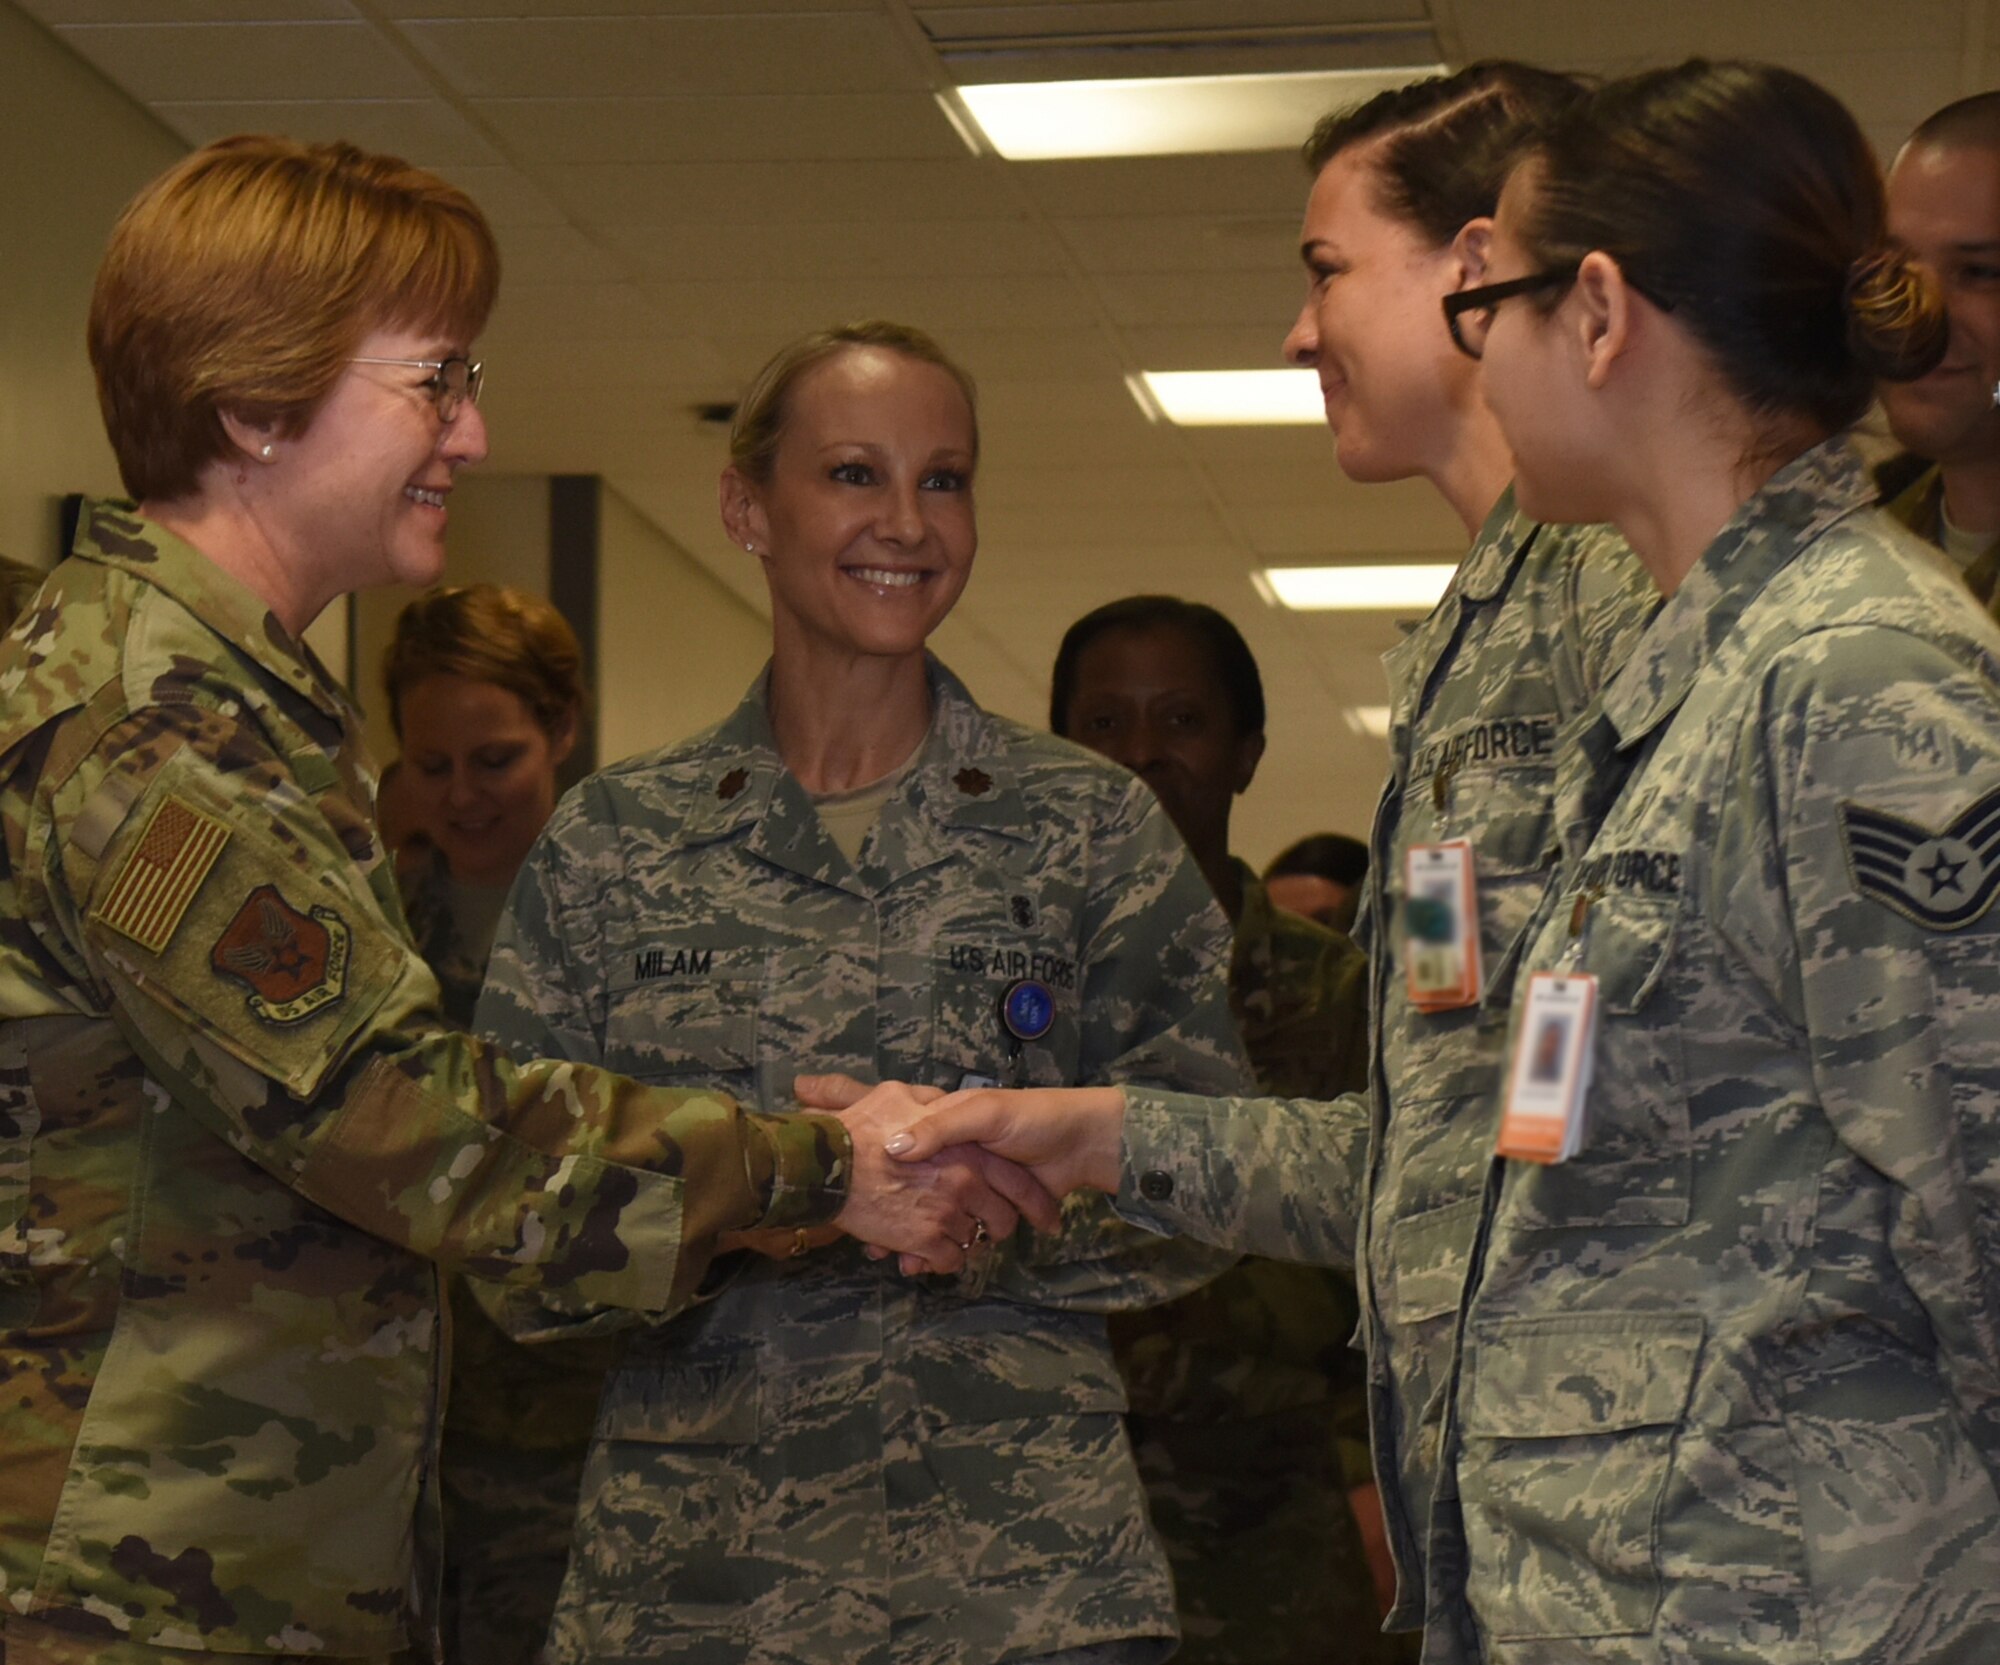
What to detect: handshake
<box><xmin>721</xmin><ymin>1076</ymin><xmax>1130</xmax><ymax>1272</ymax></box>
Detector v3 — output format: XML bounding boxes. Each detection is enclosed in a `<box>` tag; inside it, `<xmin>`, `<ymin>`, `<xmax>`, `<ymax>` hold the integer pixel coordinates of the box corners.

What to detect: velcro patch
<box><xmin>1839</xmin><ymin>788</ymin><xmax>2000</xmax><ymax>930</ymax></box>
<box><xmin>211</xmin><ymin>883</ymin><xmax>351</xmax><ymax>1024</ymax></box>
<box><xmin>95</xmin><ymin>793</ymin><xmax>231</xmax><ymax>953</ymax></box>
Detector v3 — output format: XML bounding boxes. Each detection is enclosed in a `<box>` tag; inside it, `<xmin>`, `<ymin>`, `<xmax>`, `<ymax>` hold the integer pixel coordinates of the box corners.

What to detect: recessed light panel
<box><xmin>947</xmin><ymin>66</ymin><xmax>1442</xmax><ymax>161</ymax></box>
<box><xmin>1261</xmin><ymin>564</ymin><xmax>1457</xmax><ymax>610</ymax></box>
<box><xmin>1131</xmin><ymin>369</ymin><xmax>1324</xmax><ymax>426</ymax></box>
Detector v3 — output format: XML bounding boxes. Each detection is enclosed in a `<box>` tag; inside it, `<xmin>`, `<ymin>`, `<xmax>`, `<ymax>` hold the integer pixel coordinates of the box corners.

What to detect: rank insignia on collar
<box><xmin>211</xmin><ymin>884</ymin><xmax>351</xmax><ymax>1024</ymax></box>
<box><xmin>1839</xmin><ymin>788</ymin><xmax>2000</xmax><ymax>930</ymax></box>
<box><xmin>953</xmin><ymin>767</ymin><xmax>992</xmax><ymax>798</ymax></box>
<box><xmin>717</xmin><ymin>767</ymin><xmax>749</xmax><ymax>801</ymax></box>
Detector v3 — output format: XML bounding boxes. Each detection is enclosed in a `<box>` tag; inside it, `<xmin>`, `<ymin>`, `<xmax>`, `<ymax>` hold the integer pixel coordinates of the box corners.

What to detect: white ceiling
<box><xmin>18</xmin><ymin>0</ymin><xmax>1999</xmax><ymax>858</ymax></box>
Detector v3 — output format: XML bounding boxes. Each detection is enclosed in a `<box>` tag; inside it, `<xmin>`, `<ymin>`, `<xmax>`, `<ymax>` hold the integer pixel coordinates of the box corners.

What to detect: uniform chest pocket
<box><xmin>1398</xmin><ymin>759</ymin><xmax>1558</xmax><ymax>1022</ymax></box>
<box><xmin>1506</xmin><ymin>896</ymin><xmax>1691</xmax><ymax>1230</ymax></box>
<box><xmin>601</xmin><ymin>974</ymin><xmax>758</xmax><ymax>1086</ymax></box>
<box><xmin>1458</xmin><ymin>1310</ymin><xmax>1702</xmax><ymax>1641</ymax></box>
<box><xmin>929</xmin><ymin>944</ymin><xmax>1080</xmax><ymax>1088</ymax></box>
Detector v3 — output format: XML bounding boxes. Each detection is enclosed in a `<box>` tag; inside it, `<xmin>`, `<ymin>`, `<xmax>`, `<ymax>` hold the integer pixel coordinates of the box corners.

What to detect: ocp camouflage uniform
<box><xmin>1445</xmin><ymin>440</ymin><xmax>2000</xmax><ymax>1661</ymax></box>
<box><xmin>1105</xmin><ymin>492</ymin><xmax>1655</xmax><ymax>1652</ymax></box>
<box><xmin>400</xmin><ymin>843</ymin><xmax>498</xmax><ymax>1031</ymax></box>
<box><xmin>0</xmin><ymin>504</ymin><xmax>851</xmax><ymax>1663</ymax></box>
<box><xmin>475</xmin><ymin>660</ymin><xmax>1249</xmax><ymax>1665</ymax></box>
<box><xmin>1110</xmin><ymin>862</ymin><xmax>1384</xmax><ymax>1664</ymax></box>
<box><xmin>0</xmin><ymin>556</ymin><xmax>46</xmax><ymax>637</ymax></box>
<box><xmin>394</xmin><ymin>848</ymin><xmax>621</xmax><ymax>1665</ymax></box>
<box><xmin>1883</xmin><ymin>461</ymin><xmax>2000</xmax><ymax>620</ymax></box>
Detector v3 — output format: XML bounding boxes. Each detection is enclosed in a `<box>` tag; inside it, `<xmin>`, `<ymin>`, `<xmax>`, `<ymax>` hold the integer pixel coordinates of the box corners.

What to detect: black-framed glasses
<box><xmin>348</xmin><ymin>355</ymin><xmax>485</xmax><ymax>422</ymax></box>
<box><xmin>1442</xmin><ymin>267</ymin><xmax>1579</xmax><ymax>359</ymax></box>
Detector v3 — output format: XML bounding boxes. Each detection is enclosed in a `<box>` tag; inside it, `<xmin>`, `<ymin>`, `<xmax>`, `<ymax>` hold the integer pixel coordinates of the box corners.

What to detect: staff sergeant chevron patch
<box><xmin>1838</xmin><ymin>787</ymin><xmax>2000</xmax><ymax>930</ymax></box>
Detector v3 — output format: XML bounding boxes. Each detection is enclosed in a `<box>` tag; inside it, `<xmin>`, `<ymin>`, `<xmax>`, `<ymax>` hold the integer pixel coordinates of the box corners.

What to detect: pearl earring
<box><xmin>260</xmin><ymin>443</ymin><xmax>274</xmax><ymax>461</ymax></box>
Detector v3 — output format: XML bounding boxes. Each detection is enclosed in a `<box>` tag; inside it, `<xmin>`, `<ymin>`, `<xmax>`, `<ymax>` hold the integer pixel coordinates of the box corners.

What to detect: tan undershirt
<box><xmin>811</xmin><ymin>752</ymin><xmax>918</xmax><ymax>866</ymax></box>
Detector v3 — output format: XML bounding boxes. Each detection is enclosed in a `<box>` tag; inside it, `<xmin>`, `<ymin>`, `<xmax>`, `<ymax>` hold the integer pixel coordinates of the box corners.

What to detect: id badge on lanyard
<box><xmin>1404</xmin><ymin>840</ymin><xmax>1482</xmax><ymax>1010</ymax></box>
<box><xmin>1497</xmin><ymin>967</ymin><xmax>1599</xmax><ymax>1164</ymax></box>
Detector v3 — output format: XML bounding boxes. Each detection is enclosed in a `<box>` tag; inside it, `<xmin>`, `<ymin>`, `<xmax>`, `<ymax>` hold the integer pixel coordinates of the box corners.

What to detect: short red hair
<box><xmin>88</xmin><ymin>134</ymin><xmax>499</xmax><ymax>502</ymax></box>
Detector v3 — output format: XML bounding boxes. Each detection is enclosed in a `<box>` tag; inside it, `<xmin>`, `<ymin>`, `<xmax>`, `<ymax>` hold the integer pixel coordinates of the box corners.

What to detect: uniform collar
<box><xmin>73</xmin><ymin>499</ymin><xmax>351</xmax><ymax>723</ymax></box>
<box><xmin>1599</xmin><ymin>436</ymin><xmax>1872</xmax><ymax>750</ymax></box>
<box><xmin>677</xmin><ymin>654</ymin><xmax>1031</xmax><ymax>891</ymax></box>
<box><xmin>1383</xmin><ymin>484</ymin><xmax>1538</xmax><ymax>768</ymax></box>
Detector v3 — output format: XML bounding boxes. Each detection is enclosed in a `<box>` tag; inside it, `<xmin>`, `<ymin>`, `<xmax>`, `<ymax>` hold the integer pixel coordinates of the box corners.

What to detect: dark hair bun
<box><xmin>1844</xmin><ymin>248</ymin><xmax>1949</xmax><ymax>382</ymax></box>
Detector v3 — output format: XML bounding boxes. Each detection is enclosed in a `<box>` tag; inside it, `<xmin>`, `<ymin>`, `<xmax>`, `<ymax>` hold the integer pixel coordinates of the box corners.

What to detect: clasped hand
<box><xmin>795</xmin><ymin>1075</ymin><xmax>1062</xmax><ymax>1272</ymax></box>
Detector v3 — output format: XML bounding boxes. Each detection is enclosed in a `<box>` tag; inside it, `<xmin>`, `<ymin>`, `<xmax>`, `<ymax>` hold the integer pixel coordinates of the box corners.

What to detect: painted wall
<box><xmin>0</xmin><ymin>3</ymin><xmax>178</xmax><ymax>567</ymax></box>
<box><xmin>595</xmin><ymin>481</ymin><xmax>769</xmax><ymax>767</ymax></box>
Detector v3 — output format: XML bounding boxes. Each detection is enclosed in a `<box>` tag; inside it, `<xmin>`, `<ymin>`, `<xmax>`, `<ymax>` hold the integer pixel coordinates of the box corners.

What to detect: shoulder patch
<box><xmin>211</xmin><ymin>884</ymin><xmax>351</xmax><ymax>1023</ymax></box>
<box><xmin>95</xmin><ymin>793</ymin><xmax>231</xmax><ymax>953</ymax></box>
<box><xmin>1839</xmin><ymin>789</ymin><xmax>2000</xmax><ymax>930</ymax></box>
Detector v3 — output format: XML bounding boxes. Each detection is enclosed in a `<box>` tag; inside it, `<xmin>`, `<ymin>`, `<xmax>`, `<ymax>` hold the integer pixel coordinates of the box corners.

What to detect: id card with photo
<box><xmin>1404</xmin><ymin>841</ymin><xmax>1482</xmax><ymax>1011</ymax></box>
<box><xmin>1497</xmin><ymin>971</ymin><xmax>1598</xmax><ymax>1164</ymax></box>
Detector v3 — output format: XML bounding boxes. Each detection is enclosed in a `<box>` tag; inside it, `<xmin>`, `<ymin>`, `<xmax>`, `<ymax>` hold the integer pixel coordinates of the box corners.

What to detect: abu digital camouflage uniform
<box><xmin>1443</xmin><ymin>440</ymin><xmax>2000</xmax><ymax>1662</ymax></box>
<box><xmin>1108</xmin><ymin>491</ymin><xmax>1655</xmax><ymax>1648</ymax></box>
<box><xmin>1110</xmin><ymin>862</ymin><xmax>1385</xmax><ymax>1664</ymax></box>
<box><xmin>474</xmin><ymin>660</ymin><xmax>1249</xmax><ymax>1665</ymax></box>
<box><xmin>0</xmin><ymin>505</ymin><xmax>851</xmax><ymax>1662</ymax></box>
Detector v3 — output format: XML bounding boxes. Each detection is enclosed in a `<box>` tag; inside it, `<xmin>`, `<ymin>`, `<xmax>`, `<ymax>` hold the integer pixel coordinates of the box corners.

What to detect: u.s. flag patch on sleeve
<box><xmin>94</xmin><ymin>793</ymin><xmax>232</xmax><ymax>953</ymax></box>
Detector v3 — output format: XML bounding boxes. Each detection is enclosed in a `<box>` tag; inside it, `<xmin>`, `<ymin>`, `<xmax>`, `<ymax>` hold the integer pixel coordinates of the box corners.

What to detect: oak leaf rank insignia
<box><xmin>211</xmin><ymin>884</ymin><xmax>351</xmax><ymax>1023</ymax></box>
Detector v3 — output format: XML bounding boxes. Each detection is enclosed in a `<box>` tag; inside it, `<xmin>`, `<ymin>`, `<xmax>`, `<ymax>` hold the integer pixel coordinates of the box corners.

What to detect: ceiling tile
<box><xmin>636</xmin><ymin>271</ymin><xmax>1100</xmax><ymax>337</ymax></box>
<box><xmin>148</xmin><ymin>98</ymin><xmax>504</xmax><ymax>165</ymax></box>
<box><xmin>544</xmin><ymin>158</ymin><xmax>1016</xmax><ymax>227</ymax></box>
<box><xmin>472</xmin><ymin>93</ymin><xmax>965</xmax><ymax>166</ymax></box>
<box><xmin>429</xmin><ymin>163</ymin><xmax>569</xmax><ymax>225</ymax></box>
<box><xmin>1012</xmin><ymin>153</ymin><xmax>1304</xmax><ymax>220</ymax></box>
<box><xmin>52</xmin><ymin>20</ymin><xmax>432</xmax><ymax>100</ymax></box>
<box><xmin>22</xmin><ymin>0</ymin><xmax>350</xmax><ymax>17</ymax></box>
<box><xmin>1094</xmin><ymin>266</ymin><xmax>1303</xmax><ymax>328</ymax></box>
<box><xmin>597</xmin><ymin>217</ymin><xmax>1066</xmax><ymax>284</ymax></box>
<box><xmin>1055</xmin><ymin>211</ymin><xmax>1300</xmax><ymax>275</ymax></box>
<box><xmin>398</xmin><ymin>14</ymin><xmax>923</xmax><ymax>99</ymax></box>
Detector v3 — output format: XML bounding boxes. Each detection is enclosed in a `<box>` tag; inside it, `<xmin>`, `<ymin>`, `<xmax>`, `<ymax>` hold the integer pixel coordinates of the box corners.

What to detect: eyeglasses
<box><xmin>347</xmin><ymin>355</ymin><xmax>485</xmax><ymax>422</ymax></box>
<box><xmin>1441</xmin><ymin>267</ymin><xmax>1579</xmax><ymax>360</ymax></box>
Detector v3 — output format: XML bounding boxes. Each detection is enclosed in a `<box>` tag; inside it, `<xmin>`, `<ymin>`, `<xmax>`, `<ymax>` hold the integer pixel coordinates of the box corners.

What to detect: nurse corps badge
<box><xmin>211</xmin><ymin>883</ymin><xmax>352</xmax><ymax>1024</ymax></box>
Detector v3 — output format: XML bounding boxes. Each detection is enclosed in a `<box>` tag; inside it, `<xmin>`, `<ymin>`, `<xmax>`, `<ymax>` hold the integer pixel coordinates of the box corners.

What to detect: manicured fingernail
<box><xmin>883</xmin><ymin>1133</ymin><xmax>914</xmax><ymax>1155</ymax></box>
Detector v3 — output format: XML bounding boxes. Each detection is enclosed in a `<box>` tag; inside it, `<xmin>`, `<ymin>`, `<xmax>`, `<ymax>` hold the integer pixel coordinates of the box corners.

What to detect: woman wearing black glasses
<box><xmin>890</xmin><ymin>59</ymin><xmax>2000</xmax><ymax>1664</ymax></box>
<box><xmin>1453</xmin><ymin>59</ymin><xmax>2000</xmax><ymax>1659</ymax></box>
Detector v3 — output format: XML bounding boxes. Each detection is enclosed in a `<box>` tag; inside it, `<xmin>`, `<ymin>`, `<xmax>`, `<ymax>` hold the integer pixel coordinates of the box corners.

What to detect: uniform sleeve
<box><xmin>1110</xmin><ymin>1085</ymin><xmax>1369</xmax><ymax>1268</ymax></box>
<box><xmin>983</xmin><ymin>781</ymin><xmax>1249</xmax><ymax>1310</ymax></box>
<box><xmin>1737</xmin><ymin>626</ymin><xmax>2000</xmax><ymax>1461</ymax></box>
<box><xmin>53</xmin><ymin>702</ymin><xmax>851</xmax><ymax>1320</ymax></box>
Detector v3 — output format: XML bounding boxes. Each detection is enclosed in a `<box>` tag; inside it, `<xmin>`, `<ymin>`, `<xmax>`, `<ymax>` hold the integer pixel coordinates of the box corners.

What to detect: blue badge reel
<box><xmin>999</xmin><ymin>977</ymin><xmax>1055</xmax><ymax>1044</ymax></box>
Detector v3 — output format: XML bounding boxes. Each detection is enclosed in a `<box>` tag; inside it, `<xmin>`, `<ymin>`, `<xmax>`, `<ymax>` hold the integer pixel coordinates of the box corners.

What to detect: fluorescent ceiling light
<box><xmin>947</xmin><ymin>66</ymin><xmax>1441</xmax><ymax>161</ymax></box>
<box><xmin>1262</xmin><ymin>564</ymin><xmax>1457</xmax><ymax>610</ymax></box>
<box><xmin>1344</xmin><ymin>705</ymin><xmax>1392</xmax><ymax>738</ymax></box>
<box><xmin>1131</xmin><ymin>369</ymin><xmax>1323</xmax><ymax>426</ymax></box>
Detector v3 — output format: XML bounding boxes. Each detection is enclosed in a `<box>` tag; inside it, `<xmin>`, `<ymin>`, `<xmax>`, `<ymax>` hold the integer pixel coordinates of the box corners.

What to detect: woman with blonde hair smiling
<box><xmin>473</xmin><ymin>320</ymin><xmax>1248</xmax><ymax>1665</ymax></box>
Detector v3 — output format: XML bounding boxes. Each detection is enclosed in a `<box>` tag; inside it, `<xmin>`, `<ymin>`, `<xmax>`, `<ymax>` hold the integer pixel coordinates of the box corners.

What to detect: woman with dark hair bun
<box><xmin>880</xmin><ymin>59</ymin><xmax>2000</xmax><ymax>1665</ymax></box>
<box><xmin>1449</xmin><ymin>59</ymin><xmax>2000</xmax><ymax>1658</ymax></box>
